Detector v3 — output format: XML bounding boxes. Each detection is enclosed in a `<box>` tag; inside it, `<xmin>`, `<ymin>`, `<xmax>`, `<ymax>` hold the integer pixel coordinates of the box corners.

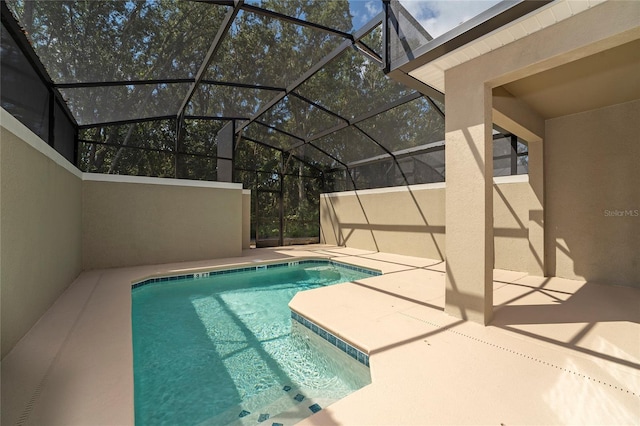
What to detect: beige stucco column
<box><xmin>444</xmin><ymin>70</ymin><xmax>494</xmax><ymax>325</ymax></box>
<box><xmin>418</xmin><ymin>0</ymin><xmax>638</xmax><ymax>324</ymax></box>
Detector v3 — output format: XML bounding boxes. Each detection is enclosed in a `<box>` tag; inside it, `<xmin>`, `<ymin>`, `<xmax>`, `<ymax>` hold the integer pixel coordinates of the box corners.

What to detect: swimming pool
<box><xmin>132</xmin><ymin>260</ymin><xmax>377</xmax><ymax>425</ymax></box>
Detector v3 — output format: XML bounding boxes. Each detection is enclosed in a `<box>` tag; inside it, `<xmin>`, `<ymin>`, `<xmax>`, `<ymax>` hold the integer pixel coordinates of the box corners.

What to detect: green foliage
<box><xmin>7</xmin><ymin>0</ymin><xmax>447</xmax><ymax>242</ymax></box>
<box><xmin>78</xmin><ymin>119</ymin><xmax>176</xmax><ymax>176</ymax></box>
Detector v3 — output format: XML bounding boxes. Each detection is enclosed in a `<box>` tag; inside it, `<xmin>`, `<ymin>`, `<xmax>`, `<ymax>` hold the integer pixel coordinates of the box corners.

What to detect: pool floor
<box><xmin>200</xmin><ymin>324</ymin><xmax>369</xmax><ymax>426</ymax></box>
<box><xmin>132</xmin><ymin>263</ymin><xmax>372</xmax><ymax>425</ymax></box>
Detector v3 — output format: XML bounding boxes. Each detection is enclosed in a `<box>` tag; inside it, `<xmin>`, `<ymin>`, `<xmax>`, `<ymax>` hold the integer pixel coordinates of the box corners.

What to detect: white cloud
<box><xmin>399</xmin><ymin>0</ymin><xmax>502</xmax><ymax>39</ymax></box>
<box><xmin>349</xmin><ymin>0</ymin><xmax>383</xmax><ymax>27</ymax></box>
<box><xmin>365</xmin><ymin>0</ymin><xmax>381</xmax><ymax>16</ymax></box>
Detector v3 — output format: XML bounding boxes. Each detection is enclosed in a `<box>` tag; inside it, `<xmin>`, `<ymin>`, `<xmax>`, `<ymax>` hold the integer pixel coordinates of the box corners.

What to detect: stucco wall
<box><xmin>320</xmin><ymin>184</ymin><xmax>446</xmax><ymax>260</ymax></box>
<box><xmin>242</xmin><ymin>190</ymin><xmax>251</xmax><ymax>249</ymax></box>
<box><xmin>493</xmin><ymin>179</ymin><xmax>532</xmax><ymax>272</ymax></box>
<box><xmin>1</xmin><ymin>111</ymin><xmax>83</xmax><ymax>359</ymax></box>
<box><xmin>82</xmin><ymin>176</ymin><xmax>243</xmax><ymax>270</ymax></box>
<box><xmin>545</xmin><ymin>100</ymin><xmax>640</xmax><ymax>287</ymax></box>
<box><xmin>320</xmin><ymin>179</ymin><xmax>531</xmax><ymax>270</ymax></box>
<box><xmin>1</xmin><ymin>108</ymin><xmax>246</xmax><ymax>358</ymax></box>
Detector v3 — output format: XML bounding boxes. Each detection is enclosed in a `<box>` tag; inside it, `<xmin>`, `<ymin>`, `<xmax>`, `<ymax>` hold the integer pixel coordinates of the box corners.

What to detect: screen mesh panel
<box><xmin>493</xmin><ymin>135</ymin><xmax>513</xmax><ymax>177</ymax></box>
<box><xmin>429</xmin><ymin>96</ymin><xmax>445</xmax><ymax>113</ymax></box>
<box><xmin>388</xmin><ymin>0</ymin><xmax>504</xmax><ymax>65</ymax></box>
<box><xmin>204</xmin><ymin>9</ymin><xmax>344</xmax><ymax>89</ymax></box>
<box><xmin>322</xmin><ymin>169</ymin><xmax>349</xmax><ymax>193</ymax></box>
<box><xmin>235</xmin><ymin>138</ymin><xmax>283</xmax><ymax>173</ymax></box>
<box><xmin>176</xmin><ymin>155</ymin><xmax>217</xmax><ymax>181</ymax></box>
<box><xmin>1</xmin><ymin>22</ymin><xmax>49</xmax><ymax>142</ymax></box>
<box><xmin>294</xmin><ymin>49</ymin><xmax>412</xmax><ymax>121</ymax></box>
<box><xmin>242</xmin><ymin>122</ymin><xmax>302</xmax><ymax>151</ymax></box>
<box><xmin>516</xmin><ymin>140</ymin><xmax>529</xmax><ymax>174</ymax></box>
<box><xmin>289</xmin><ymin>143</ymin><xmax>344</xmax><ymax>170</ymax></box>
<box><xmin>346</xmin><ymin>142</ymin><xmax>446</xmax><ymax>190</ymax></box>
<box><xmin>489</xmin><ymin>135</ymin><xmax>529</xmax><ymax>177</ymax></box>
<box><xmin>4</xmin><ymin>0</ymin><xmax>533</xmax><ymax>245</ymax></box>
<box><xmin>410</xmin><ymin>148</ymin><xmax>446</xmax><ymax>182</ymax></box>
<box><xmin>282</xmin><ymin>157</ymin><xmax>320</xmax><ymax>178</ymax></box>
<box><xmin>5</xmin><ymin>0</ymin><xmax>229</xmax><ymax>83</ymax></box>
<box><xmin>53</xmin><ymin>99</ymin><xmax>76</xmax><ymax>163</ymax></box>
<box><xmin>77</xmin><ymin>142</ymin><xmax>175</xmax><ymax>177</ymax></box>
<box><xmin>388</xmin><ymin>0</ymin><xmax>433</xmax><ymax>64</ymax></box>
<box><xmin>312</xmin><ymin>126</ymin><xmax>387</xmax><ymax>166</ymax></box>
<box><xmin>350</xmin><ymin>158</ymin><xmax>400</xmax><ymax>190</ymax></box>
<box><xmin>182</xmin><ymin>119</ymin><xmax>224</xmax><ymax>157</ymax></box>
<box><xmin>356</xmin><ymin>96</ymin><xmax>444</xmax><ymax>153</ymax></box>
<box><xmin>245</xmin><ymin>0</ymin><xmax>354</xmax><ymax>33</ymax></box>
<box><xmin>283</xmin><ymin>173</ymin><xmax>320</xmax><ymax>241</ymax></box>
<box><xmin>78</xmin><ymin>119</ymin><xmax>176</xmax><ymax>176</ymax></box>
<box><xmin>79</xmin><ymin>119</ymin><xmax>176</xmax><ymax>151</ymax></box>
<box><xmin>255</xmin><ymin>171</ymin><xmax>282</xmax><ymax>192</ymax></box>
<box><xmin>359</xmin><ymin>26</ymin><xmax>383</xmax><ymax>58</ymax></box>
<box><xmin>187</xmin><ymin>84</ymin><xmax>279</xmax><ymax>118</ymax></box>
<box><xmin>258</xmin><ymin>94</ymin><xmax>343</xmax><ymax>140</ymax></box>
<box><xmin>60</xmin><ymin>83</ymin><xmax>191</xmax><ymax>126</ymax></box>
<box><xmin>234</xmin><ymin>169</ymin><xmax>257</xmax><ymax>193</ymax></box>
<box><xmin>517</xmin><ymin>160</ymin><xmax>528</xmax><ymax>175</ymax></box>
<box><xmin>234</xmin><ymin>168</ymin><xmax>258</xmax><ymax>239</ymax></box>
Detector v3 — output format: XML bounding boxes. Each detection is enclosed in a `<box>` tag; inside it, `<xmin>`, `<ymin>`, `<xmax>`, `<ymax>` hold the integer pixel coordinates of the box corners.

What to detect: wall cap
<box><xmin>1</xmin><ymin>108</ymin><xmax>245</xmax><ymax>191</ymax></box>
<box><xmin>322</xmin><ymin>175</ymin><xmax>528</xmax><ymax>197</ymax></box>
<box><xmin>322</xmin><ymin>182</ymin><xmax>446</xmax><ymax>197</ymax></box>
<box><xmin>83</xmin><ymin>173</ymin><xmax>243</xmax><ymax>190</ymax></box>
<box><xmin>493</xmin><ymin>174</ymin><xmax>529</xmax><ymax>185</ymax></box>
<box><xmin>1</xmin><ymin>108</ymin><xmax>83</xmax><ymax>179</ymax></box>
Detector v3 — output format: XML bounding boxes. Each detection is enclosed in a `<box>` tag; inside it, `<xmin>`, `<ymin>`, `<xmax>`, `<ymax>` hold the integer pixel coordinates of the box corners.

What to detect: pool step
<box><xmin>230</xmin><ymin>394</ymin><xmax>335</xmax><ymax>426</ymax></box>
<box><xmin>195</xmin><ymin>385</ymin><xmax>290</xmax><ymax>426</ymax></box>
<box><xmin>264</xmin><ymin>397</ymin><xmax>335</xmax><ymax>426</ymax></box>
<box><xmin>197</xmin><ymin>384</ymin><xmax>335</xmax><ymax>426</ymax></box>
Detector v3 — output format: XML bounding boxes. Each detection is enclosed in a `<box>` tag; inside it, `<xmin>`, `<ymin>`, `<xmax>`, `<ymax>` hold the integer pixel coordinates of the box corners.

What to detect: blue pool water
<box><xmin>132</xmin><ymin>262</ymin><xmax>374</xmax><ymax>425</ymax></box>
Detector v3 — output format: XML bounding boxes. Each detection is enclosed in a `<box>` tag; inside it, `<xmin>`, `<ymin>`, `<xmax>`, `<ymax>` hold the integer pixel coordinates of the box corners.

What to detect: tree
<box><xmin>5</xmin><ymin>0</ymin><xmax>447</xmax><ymax>241</ymax></box>
<box><xmin>9</xmin><ymin>0</ymin><xmax>227</xmax><ymax>175</ymax></box>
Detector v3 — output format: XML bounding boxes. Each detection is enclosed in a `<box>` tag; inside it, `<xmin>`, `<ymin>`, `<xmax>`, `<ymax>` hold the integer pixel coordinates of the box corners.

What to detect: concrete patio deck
<box><xmin>2</xmin><ymin>245</ymin><xmax>638</xmax><ymax>425</ymax></box>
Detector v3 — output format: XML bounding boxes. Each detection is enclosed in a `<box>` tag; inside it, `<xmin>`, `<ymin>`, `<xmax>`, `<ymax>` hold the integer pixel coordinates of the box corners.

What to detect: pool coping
<box><xmin>130</xmin><ymin>257</ymin><xmax>378</xmax><ymax>369</ymax></box>
<box><xmin>4</xmin><ymin>245</ymin><xmax>638</xmax><ymax>426</ymax></box>
<box><xmin>130</xmin><ymin>257</ymin><xmax>381</xmax><ymax>289</ymax></box>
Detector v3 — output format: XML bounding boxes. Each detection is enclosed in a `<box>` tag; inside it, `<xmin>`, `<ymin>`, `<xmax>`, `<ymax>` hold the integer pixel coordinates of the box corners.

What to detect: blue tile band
<box><xmin>291</xmin><ymin>311</ymin><xmax>370</xmax><ymax>367</ymax></box>
<box><xmin>131</xmin><ymin>259</ymin><xmax>380</xmax><ymax>290</ymax></box>
<box><xmin>309</xmin><ymin>403</ymin><xmax>322</xmax><ymax>413</ymax></box>
<box><xmin>131</xmin><ymin>273</ymin><xmax>195</xmax><ymax>289</ymax></box>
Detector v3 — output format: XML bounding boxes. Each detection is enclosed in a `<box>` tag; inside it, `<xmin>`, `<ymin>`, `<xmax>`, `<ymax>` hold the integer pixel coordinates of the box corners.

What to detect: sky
<box><xmin>349</xmin><ymin>0</ymin><xmax>503</xmax><ymax>38</ymax></box>
<box><xmin>348</xmin><ymin>0</ymin><xmax>383</xmax><ymax>28</ymax></box>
